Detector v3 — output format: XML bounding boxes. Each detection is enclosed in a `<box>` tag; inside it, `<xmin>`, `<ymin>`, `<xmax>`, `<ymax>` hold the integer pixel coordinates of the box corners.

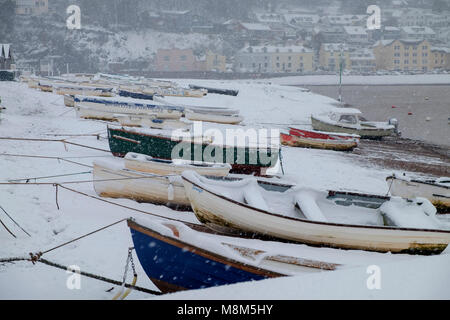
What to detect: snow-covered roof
<box><xmin>321</xmin><ymin>43</ymin><xmax>349</xmax><ymax>52</ymax></box>
<box><xmin>343</xmin><ymin>26</ymin><xmax>367</xmax><ymax>36</ymax></box>
<box><xmin>284</xmin><ymin>14</ymin><xmax>320</xmax><ymax>24</ymax></box>
<box><xmin>240</xmin><ymin>45</ymin><xmax>313</xmax><ymax>54</ymax></box>
<box><xmin>431</xmin><ymin>46</ymin><xmax>450</xmax><ymax>53</ymax></box>
<box><xmin>330</xmin><ymin>107</ymin><xmax>362</xmax><ymax>115</ymax></box>
<box><xmin>255</xmin><ymin>13</ymin><xmax>285</xmax><ymax>23</ymax></box>
<box><xmin>349</xmin><ymin>49</ymin><xmax>375</xmax><ymax>60</ymax></box>
<box><xmin>402</xmin><ymin>26</ymin><xmax>436</xmax><ymax>35</ymax></box>
<box><xmin>325</xmin><ymin>14</ymin><xmax>367</xmax><ymax>24</ymax></box>
<box><xmin>240</xmin><ymin>23</ymin><xmax>272</xmax><ymax>31</ymax></box>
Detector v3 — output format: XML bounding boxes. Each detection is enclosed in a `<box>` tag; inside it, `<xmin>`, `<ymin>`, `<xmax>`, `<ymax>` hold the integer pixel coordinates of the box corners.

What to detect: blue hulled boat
<box><xmin>128</xmin><ymin>219</ymin><xmax>281</xmax><ymax>293</ymax></box>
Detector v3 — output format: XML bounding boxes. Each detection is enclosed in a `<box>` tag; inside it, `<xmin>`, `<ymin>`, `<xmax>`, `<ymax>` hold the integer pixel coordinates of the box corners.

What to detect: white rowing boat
<box><xmin>182</xmin><ymin>171</ymin><xmax>450</xmax><ymax>254</ymax></box>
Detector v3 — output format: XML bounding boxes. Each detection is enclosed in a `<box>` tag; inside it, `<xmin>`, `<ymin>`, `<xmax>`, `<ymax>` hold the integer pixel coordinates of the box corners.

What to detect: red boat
<box><xmin>280</xmin><ymin>127</ymin><xmax>359</xmax><ymax>151</ymax></box>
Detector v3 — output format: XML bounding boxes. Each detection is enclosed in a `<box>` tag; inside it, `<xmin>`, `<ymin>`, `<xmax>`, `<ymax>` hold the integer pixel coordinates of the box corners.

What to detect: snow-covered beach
<box><xmin>0</xmin><ymin>79</ymin><xmax>449</xmax><ymax>300</ymax></box>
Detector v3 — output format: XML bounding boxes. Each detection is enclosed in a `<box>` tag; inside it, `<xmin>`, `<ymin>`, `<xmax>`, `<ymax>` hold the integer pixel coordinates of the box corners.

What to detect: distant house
<box><xmin>321</xmin><ymin>15</ymin><xmax>367</xmax><ymax>26</ymax></box>
<box><xmin>349</xmin><ymin>49</ymin><xmax>376</xmax><ymax>73</ymax></box>
<box><xmin>430</xmin><ymin>47</ymin><xmax>450</xmax><ymax>70</ymax></box>
<box><xmin>373</xmin><ymin>39</ymin><xmax>432</xmax><ymax>72</ymax></box>
<box><xmin>204</xmin><ymin>51</ymin><xmax>227</xmax><ymax>72</ymax></box>
<box><xmin>343</xmin><ymin>26</ymin><xmax>369</xmax><ymax>44</ymax></box>
<box><xmin>15</xmin><ymin>0</ymin><xmax>48</xmax><ymax>15</ymax></box>
<box><xmin>0</xmin><ymin>44</ymin><xmax>14</xmax><ymax>70</ymax></box>
<box><xmin>319</xmin><ymin>43</ymin><xmax>351</xmax><ymax>72</ymax></box>
<box><xmin>235</xmin><ymin>45</ymin><xmax>314</xmax><ymax>73</ymax></box>
<box><xmin>401</xmin><ymin>26</ymin><xmax>436</xmax><ymax>41</ymax></box>
<box><xmin>284</xmin><ymin>13</ymin><xmax>320</xmax><ymax>30</ymax></box>
<box><xmin>238</xmin><ymin>22</ymin><xmax>276</xmax><ymax>39</ymax></box>
<box><xmin>154</xmin><ymin>48</ymin><xmax>198</xmax><ymax>72</ymax></box>
<box><xmin>313</xmin><ymin>26</ymin><xmax>347</xmax><ymax>44</ymax></box>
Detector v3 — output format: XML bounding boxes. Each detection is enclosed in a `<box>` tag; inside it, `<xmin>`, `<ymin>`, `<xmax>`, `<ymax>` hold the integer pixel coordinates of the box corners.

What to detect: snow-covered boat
<box><xmin>189</xmin><ymin>84</ymin><xmax>239</xmax><ymax>96</ymax></box>
<box><xmin>386</xmin><ymin>174</ymin><xmax>450</xmax><ymax>213</ymax></box>
<box><xmin>118</xmin><ymin>86</ymin><xmax>154</xmax><ymax>100</ymax></box>
<box><xmin>184</xmin><ymin>110</ymin><xmax>244</xmax><ymax>125</ymax></box>
<box><xmin>143</xmin><ymin>87</ymin><xmax>207</xmax><ymax>98</ymax></box>
<box><xmin>311</xmin><ymin>108</ymin><xmax>397</xmax><ymax>139</ymax></box>
<box><xmin>128</xmin><ymin>218</ymin><xmax>339</xmax><ymax>293</ymax></box>
<box><xmin>182</xmin><ymin>171</ymin><xmax>450</xmax><ymax>254</ymax></box>
<box><xmin>93</xmin><ymin>158</ymin><xmax>191</xmax><ymax>209</ymax></box>
<box><xmin>63</xmin><ymin>94</ymin><xmax>75</xmax><ymax>107</ymax></box>
<box><xmin>73</xmin><ymin>96</ymin><xmax>183</xmax><ymax>120</ymax></box>
<box><xmin>107</xmin><ymin>126</ymin><xmax>279</xmax><ymax>175</ymax></box>
<box><xmin>124</xmin><ymin>152</ymin><xmax>231</xmax><ymax>176</ymax></box>
<box><xmin>93</xmin><ymin>157</ymin><xmax>291</xmax><ymax>209</ymax></box>
<box><xmin>115</xmin><ymin>114</ymin><xmax>190</xmax><ymax>130</ymax></box>
<box><xmin>153</xmin><ymin>96</ymin><xmax>240</xmax><ymax>116</ymax></box>
<box><xmin>53</xmin><ymin>83</ymin><xmax>114</xmax><ymax>97</ymax></box>
<box><xmin>281</xmin><ymin>127</ymin><xmax>359</xmax><ymax>151</ymax></box>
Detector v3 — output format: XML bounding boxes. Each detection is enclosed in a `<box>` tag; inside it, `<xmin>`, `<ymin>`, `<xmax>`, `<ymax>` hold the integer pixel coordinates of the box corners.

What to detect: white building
<box><xmin>401</xmin><ymin>26</ymin><xmax>436</xmax><ymax>41</ymax></box>
<box><xmin>343</xmin><ymin>26</ymin><xmax>369</xmax><ymax>44</ymax></box>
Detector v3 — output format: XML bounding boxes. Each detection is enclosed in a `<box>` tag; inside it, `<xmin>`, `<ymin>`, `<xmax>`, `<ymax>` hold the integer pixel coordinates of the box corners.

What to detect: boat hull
<box><xmin>311</xmin><ymin>116</ymin><xmax>395</xmax><ymax>139</ymax></box>
<box><xmin>107</xmin><ymin>127</ymin><xmax>279</xmax><ymax>175</ymax></box>
<box><xmin>124</xmin><ymin>153</ymin><xmax>231</xmax><ymax>177</ymax></box>
<box><xmin>185</xmin><ymin>111</ymin><xmax>243</xmax><ymax>124</ymax></box>
<box><xmin>387</xmin><ymin>177</ymin><xmax>450</xmax><ymax>213</ymax></box>
<box><xmin>280</xmin><ymin>133</ymin><xmax>357</xmax><ymax>151</ymax></box>
<box><xmin>116</xmin><ymin>115</ymin><xmax>190</xmax><ymax>130</ymax></box>
<box><xmin>182</xmin><ymin>176</ymin><xmax>450</xmax><ymax>254</ymax></box>
<box><xmin>93</xmin><ymin>162</ymin><xmax>190</xmax><ymax>209</ymax></box>
<box><xmin>128</xmin><ymin>219</ymin><xmax>279</xmax><ymax>293</ymax></box>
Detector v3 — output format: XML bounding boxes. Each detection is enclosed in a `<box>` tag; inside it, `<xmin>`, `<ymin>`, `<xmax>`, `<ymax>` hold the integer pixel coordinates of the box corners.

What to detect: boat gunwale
<box><xmin>182</xmin><ymin>175</ymin><xmax>450</xmax><ymax>235</ymax></box>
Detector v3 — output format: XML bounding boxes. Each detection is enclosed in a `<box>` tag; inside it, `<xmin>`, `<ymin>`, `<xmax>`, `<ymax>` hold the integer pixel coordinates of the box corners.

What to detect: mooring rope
<box><xmin>0</xmin><ymin>205</ymin><xmax>31</xmax><ymax>237</ymax></box>
<box><xmin>8</xmin><ymin>171</ymin><xmax>92</xmax><ymax>183</ymax></box>
<box><xmin>0</xmin><ymin>154</ymin><xmax>94</xmax><ymax>168</ymax></box>
<box><xmin>0</xmin><ymin>256</ymin><xmax>161</xmax><ymax>295</ymax></box>
<box><xmin>0</xmin><ymin>137</ymin><xmax>111</xmax><ymax>153</ymax></box>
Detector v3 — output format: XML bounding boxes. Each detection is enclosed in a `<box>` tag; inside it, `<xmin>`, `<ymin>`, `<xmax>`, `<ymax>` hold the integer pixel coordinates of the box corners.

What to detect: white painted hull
<box><xmin>55</xmin><ymin>88</ymin><xmax>114</xmax><ymax>97</ymax></box>
<box><xmin>64</xmin><ymin>95</ymin><xmax>75</xmax><ymax>107</ymax></box>
<box><xmin>182</xmin><ymin>176</ymin><xmax>450</xmax><ymax>253</ymax></box>
<box><xmin>93</xmin><ymin>161</ymin><xmax>190</xmax><ymax>208</ymax></box>
<box><xmin>387</xmin><ymin>177</ymin><xmax>450</xmax><ymax>209</ymax></box>
<box><xmin>75</xmin><ymin>102</ymin><xmax>182</xmax><ymax>121</ymax></box>
<box><xmin>311</xmin><ymin>116</ymin><xmax>395</xmax><ymax>138</ymax></box>
<box><xmin>124</xmin><ymin>153</ymin><xmax>231</xmax><ymax>176</ymax></box>
<box><xmin>185</xmin><ymin>111</ymin><xmax>243</xmax><ymax>124</ymax></box>
<box><xmin>116</xmin><ymin>115</ymin><xmax>190</xmax><ymax>130</ymax></box>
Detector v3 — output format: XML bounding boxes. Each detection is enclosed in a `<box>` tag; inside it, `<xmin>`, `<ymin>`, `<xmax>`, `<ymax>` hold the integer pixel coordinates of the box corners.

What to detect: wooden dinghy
<box><xmin>143</xmin><ymin>87</ymin><xmax>207</xmax><ymax>98</ymax></box>
<box><xmin>93</xmin><ymin>158</ymin><xmax>191</xmax><ymax>209</ymax></box>
<box><xmin>53</xmin><ymin>83</ymin><xmax>114</xmax><ymax>97</ymax></box>
<box><xmin>182</xmin><ymin>171</ymin><xmax>450</xmax><ymax>254</ymax></box>
<box><xmin>387</xmin><ymin>174</ymin><xmax>450</xmax><ymax>213</ymax></box>
<box><xmin>153</xmin><ymin>96</ymin><xmax>239</xmax><ymax>116</ymax></box>
<box><xmin>93</xmin><ymin>156</ymin><xmax>291</xmax><ymax>209</ymax></box>
<box><xmin>64</xmin><ymin>95</ymin><xmax>75</xmax><ymax>107</ymax></box>
<box><xmin>184</xmin><ymin>110</ymin><xmax>244</xmax><ymax>125</ymax></box>
<box><xmin>189</xmin><ymin>84</ymin><xmax>239</xmax><ymax>96</ymax></box>
<box><xmin>281</xmin><ymin>127</ymin><xmax>359</xmax><ymax>151</ymax></box>
<box><xmin>128</xmin><ymin>218</ymin><xmax>339</xmax><ymax>293</ymax></box>
<box><xmin>124</xmin><ymin>152</ymin><xmax>231</xmax><ymax>176</ymax></box>
<box><xmin>118</xmin><ymin>86</ymin><xmax>154</xmax><ymax>100</ymax></box>
<box><xmin>73</xmin><ymin>96</ymin><xmax>183</xmax><ymax>120</ymax></box>
<box><xmin>311</xmin><ymin>108</ymin><xmax>397</xmax><ymax>139</ymax></box>
<box><xmin>115</xmin><ymin>114</ymin><xmax>190</xmax><ymax>130</ymax></box>
<box><xmin>107</xmin><ymin>126</ymin><xmax>279</xmax><ymax>175</ymax></box>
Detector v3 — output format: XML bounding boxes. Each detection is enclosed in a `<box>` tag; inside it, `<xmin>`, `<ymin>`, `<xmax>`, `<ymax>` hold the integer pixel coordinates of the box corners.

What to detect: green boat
<box><xmin>107</xmin><ymin>127</ymin><xmax>279</xmax><ymax>175</ymax></box>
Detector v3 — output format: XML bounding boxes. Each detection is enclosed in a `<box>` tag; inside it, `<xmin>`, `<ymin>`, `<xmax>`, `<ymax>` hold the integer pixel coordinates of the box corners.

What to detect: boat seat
<box><xmin>243</xmin><ymin>180</ymin><xmax>270</xmax><ymax>212</ymax></box>
<box><xmin>295</xmin><ymin>190</ymin><xmax>328</xmax><ymax>222</ymax></box>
